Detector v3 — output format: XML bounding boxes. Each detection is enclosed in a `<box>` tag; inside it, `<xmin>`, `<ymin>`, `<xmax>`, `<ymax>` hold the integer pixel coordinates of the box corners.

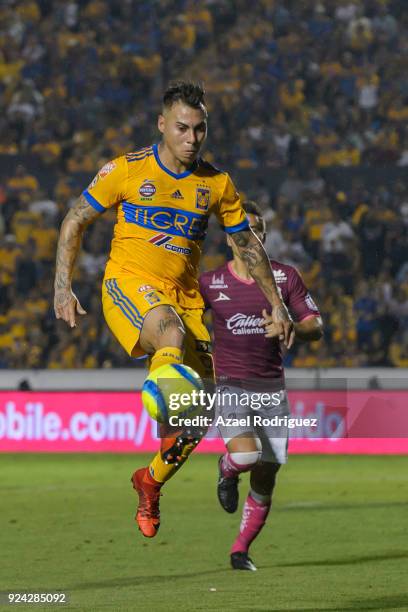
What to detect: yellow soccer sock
<box><xmin>147</xmin><ymin>345</ymin><xmax>184</xmax><ymax>483</ymax></box>
<box><xmin>149</xmin><ymin>346</ymin><xmax>183</xmax><ymax>373</ymax></box>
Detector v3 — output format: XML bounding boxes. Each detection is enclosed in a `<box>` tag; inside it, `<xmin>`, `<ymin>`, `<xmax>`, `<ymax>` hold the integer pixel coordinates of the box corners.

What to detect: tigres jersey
<box><xmin>83</xmin><ymin>144</ymin><xmax>249</xmax><ymax>309</ymax></box>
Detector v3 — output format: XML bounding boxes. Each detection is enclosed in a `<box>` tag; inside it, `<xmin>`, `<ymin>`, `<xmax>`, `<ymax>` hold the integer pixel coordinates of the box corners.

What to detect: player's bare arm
<box><xmin>263</xmin><ymin>310</ymin><xmax>323</xmax><ymax>342</ymax></box>
<box><xmin>230</xmin><ymin>229</ymin><xmax>295</xmax><ymax>347</ymax></box>
<box><xmin>54</xmin><ymin>194</ymin><xmax>101</xmax><ymax>327</ymax></box>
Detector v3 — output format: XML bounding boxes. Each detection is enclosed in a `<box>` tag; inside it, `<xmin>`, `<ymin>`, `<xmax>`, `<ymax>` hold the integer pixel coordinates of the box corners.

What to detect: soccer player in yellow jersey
<box><xmin>54</xmin><ymin>81</ymin><xmax>294</xmax><ymax>538</ymax></box>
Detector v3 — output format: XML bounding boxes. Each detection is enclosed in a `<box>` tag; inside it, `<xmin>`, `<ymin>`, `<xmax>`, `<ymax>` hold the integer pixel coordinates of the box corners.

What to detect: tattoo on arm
<box><xmin>54</xmin><ymin>195</ymin><xmax>100</xmax><ymax>290</ymax></box>
<box><xmin>230</xmin><ymin>230</ymin><xmax>281</xmax><ymax>304</ymax></box>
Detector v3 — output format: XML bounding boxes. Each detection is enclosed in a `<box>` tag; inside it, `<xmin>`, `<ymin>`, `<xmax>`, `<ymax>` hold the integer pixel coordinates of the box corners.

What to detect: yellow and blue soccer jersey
<box><xmin>83</xmin><ymin>144</ymin><xmax>248</xmax><ymax>309</ymax></box>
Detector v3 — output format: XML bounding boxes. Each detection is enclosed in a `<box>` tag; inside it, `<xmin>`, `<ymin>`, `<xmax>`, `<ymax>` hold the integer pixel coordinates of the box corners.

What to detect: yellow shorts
<box><xmin>102</xmin><ymin>277</ymin><xmax>214</xmax><ymax>380</ymax></box>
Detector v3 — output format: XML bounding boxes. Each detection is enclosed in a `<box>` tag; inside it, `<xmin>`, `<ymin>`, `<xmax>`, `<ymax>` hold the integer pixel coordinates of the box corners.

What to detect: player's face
<box><xmin>158</xmin><ymin>101</ymin><xmax>207</xmax><ymax>165</ymax></box>
<box><xmin>248</xmin><ymin>213</ymin><xmax>266</xmax><ymax>244</ymax></box>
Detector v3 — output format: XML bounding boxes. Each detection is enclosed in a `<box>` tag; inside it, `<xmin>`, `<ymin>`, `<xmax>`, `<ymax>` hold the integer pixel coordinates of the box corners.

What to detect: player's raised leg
<box><xmin>131</xmin><ymin>304</ymin><xmax>186</xmax><ymax>537</ymax></box>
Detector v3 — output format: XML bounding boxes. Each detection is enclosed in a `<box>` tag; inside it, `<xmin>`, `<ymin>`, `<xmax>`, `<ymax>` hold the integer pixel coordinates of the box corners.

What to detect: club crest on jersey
<box><xmin>139</xmin><ymin>180</ymin><xmax>156</xmax><ymax>200</ymax></box>
<box><xmin>273</xmin><ymin>269</ymin><xmax>287</xmax><ymax>283</ymax></box>
<box><xmin>148</xmin><ymin>233</ymin><xmax>191</xmax><ymax>255</ymax></box>
<box><xmin>209</xmin><ymin>274</ymin><xmax>228</xmax><ymax>289</ymax></box>
<box><xmin>144</xmin><ymin>291</ymin><xmax>161</xmax><ymax>305</ymax></box>
<box><xmin>196</xmin><ymin>187</ymin><xmax>210</xmax><ymax>211</ymax></box>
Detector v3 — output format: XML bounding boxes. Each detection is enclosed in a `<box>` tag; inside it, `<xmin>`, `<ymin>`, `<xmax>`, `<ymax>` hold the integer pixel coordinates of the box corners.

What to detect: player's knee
<box><xmin>229</xmin><ymin>450</ymin><xmax>262</xmax><ymax>470</ymax></box>
<box><xmin>228</xmin><ymin>434</ymin><xmax>262</xmax><ymax>454</ymax></box>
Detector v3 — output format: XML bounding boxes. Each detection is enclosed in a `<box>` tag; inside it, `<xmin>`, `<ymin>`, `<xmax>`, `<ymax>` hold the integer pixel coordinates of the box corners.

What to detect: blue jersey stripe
<box><xmin>111</xmin><ymin>279</ymin><xmax>144</xmax><ymax>323</ymax></box>
<box><xmin>106</xmin><ymin>280</ymin><xmax>142</xmax><ymax>329</ymax></box>
<box><xmin>126</xmin><ymin>153</ymin><xmax>153</xmax><ymax>162</ymax></box>
<box><xmin>120</xmin><ymin>201</ymin><xmax>208</xmax><ymax>240</ymax></box>
<box><xmin>83</xmin><ymin>190</ymin><xmax>106</xmax><ymax>213</ymax></box>
<box><xmin>223</xmin><ymin>219</ymin><xmax>250</xmax><ymax>234</ymax></box>
<box><xmin>105</xmin><ymin>280</ymin><xmax>142</xmax><ymax>329</ymax></box>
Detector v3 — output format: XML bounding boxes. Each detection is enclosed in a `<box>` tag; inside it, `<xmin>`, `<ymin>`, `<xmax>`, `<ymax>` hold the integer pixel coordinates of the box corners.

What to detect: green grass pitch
<box><xmin>1</xmin><ymin>453</ymin><xmax>408</xmax><ymax>611</ymax></box>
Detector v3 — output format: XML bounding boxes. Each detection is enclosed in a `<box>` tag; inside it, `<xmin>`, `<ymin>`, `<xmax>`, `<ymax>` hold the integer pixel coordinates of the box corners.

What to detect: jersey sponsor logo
<box><xmin>121</xmin><ymin>202</ymin><xmax>208</xmax><ymax>241</ymax></box>
<box><xmin>273</xmin><ymin>269</ymin><xmax>287</xmax><ymax>283</ymax></box>
<box><xmin>148</xmin><ymin>233</ymin><xmax>192</xmax><ymax>255</ymax></box>
<box><xmin>196</xmin><ymin>187</ymin><xmax>210</xmax><ymax>211</ymax></box>
<box><xmin>214</xmin><ymin>292</ymin><xmax>230</xmax><ymax>302</ymax></box>
<box><xmin>139</xmin><ymin>180</ymin><xmax>156</xmax><ymax>200</ymax></box>
<box><xmin>225</xmin><ymin>313</ymin><xmax>264</xmax><ymax>335</ymax></box>
<box><xmin>305</xmin><ymin>292</ymin><xmax>319</xmax><ymax>312</ymax></box>
<box><xmin>138</xmin><ymin>284</ymin><xmax>154</xmax><ymax>292</ymax></box>
<box><xmin>171</xmin><ymin>189</ymin><xmax>184</xmax><ymax>199</ymax></box>
<box><xmin>209</xmin><ymin>273</ymin><xmax>228</xmax><ymax>289</ymax></box>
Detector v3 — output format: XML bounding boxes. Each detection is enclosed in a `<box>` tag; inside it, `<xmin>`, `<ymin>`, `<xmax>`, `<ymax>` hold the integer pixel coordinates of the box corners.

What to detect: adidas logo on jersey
<box><xmin>273</xmin><ymin>269</ymin><xmax>287</xmax><ymax>283</ymax></box>
<box><xmin>171</xmin><ymin>189</ymin><xmax>184</xmax><ymax>199</ymax></box>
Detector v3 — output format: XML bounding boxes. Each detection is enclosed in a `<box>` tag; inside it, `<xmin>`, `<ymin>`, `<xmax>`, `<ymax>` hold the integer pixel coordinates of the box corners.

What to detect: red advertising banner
<box><xmin>0</xmin><ymin>391</ymin><xmax>407</xmax><ymax>454</ymax></box>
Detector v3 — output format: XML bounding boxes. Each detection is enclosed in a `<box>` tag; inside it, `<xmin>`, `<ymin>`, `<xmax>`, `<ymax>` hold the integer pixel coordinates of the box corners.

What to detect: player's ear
<box><xmin>158</xmin><ymin>114</ymin><xmax>165</xmax><ymax>134</ymax></box>
<box><xmin>226</xmin><ymin>234</ymin><xmax>232</xmax><ymax>248</ymax></box>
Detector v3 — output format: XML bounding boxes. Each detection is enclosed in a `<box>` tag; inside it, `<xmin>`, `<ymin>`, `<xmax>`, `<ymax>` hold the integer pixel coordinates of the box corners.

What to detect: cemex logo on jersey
<box><xmin>171</xmin><ymin>190</ymin><xmax>184</xmax><ymax>200</ymax></box>
<box><xmin>225</xmin><ymin>313</ymin><xmax>264</xmax><ymax>335</ymax></box>
<box><xmin>148</xmin><ymin>234</ymin><xmax>191</xmax><ymax>255</ymax></box>
<box><xmin>273</xmin><ymin>269</ymin><xmax>287</xmax><ymax>283</ymax></box>
<box><xmin>209</xmin><ymin>274</ymin><xmax>228</xmax><ymax>289</ymax></box>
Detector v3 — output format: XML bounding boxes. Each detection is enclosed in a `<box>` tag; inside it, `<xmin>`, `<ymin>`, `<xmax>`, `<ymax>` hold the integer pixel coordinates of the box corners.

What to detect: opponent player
<box><xmin>199</xmin><ymin>201</ymin><xmax>323</xmax><ymax>569</ymax></box>
<box><xmin>53</xmin><ymin>82</ymin><xmax>294</xmax><ymax>538</ymax></box>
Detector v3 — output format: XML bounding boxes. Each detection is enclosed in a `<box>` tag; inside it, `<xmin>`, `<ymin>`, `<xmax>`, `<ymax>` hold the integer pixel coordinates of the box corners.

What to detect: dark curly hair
<box><xmin>163</xmin><ymin>80</ymin><xmax>206</xmax><ymax>110</ymax></box>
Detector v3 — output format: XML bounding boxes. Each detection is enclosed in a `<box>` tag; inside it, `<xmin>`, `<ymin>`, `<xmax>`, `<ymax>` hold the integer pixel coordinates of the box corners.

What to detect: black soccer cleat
<box><xmin>161</xmin><ymin>433</ymin><xmax>202</xmax><ymax>466</ymax></box>
<box><xmin>217</xmin><ymin>456</ymin><xmax>239</xmax><ymax>513</ymax></box>
<box><xmin>231</xmin><ymin>552</ymin><xmax>257</xmax><ymax>571</ymax></box>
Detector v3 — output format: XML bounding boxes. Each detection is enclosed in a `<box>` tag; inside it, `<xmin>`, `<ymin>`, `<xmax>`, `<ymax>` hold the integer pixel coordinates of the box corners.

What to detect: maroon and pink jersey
<box><xmin>199</xmin><ymin>260</ymin><xmax>320</xmax><ymax>382</ymax></box>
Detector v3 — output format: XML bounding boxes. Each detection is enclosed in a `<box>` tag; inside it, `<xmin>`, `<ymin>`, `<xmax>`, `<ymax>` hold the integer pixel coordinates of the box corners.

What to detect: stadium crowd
<box><xmin>0</xmin><ymin>0</ymin><xmax>407</xmax><ymax>369</ymax></box>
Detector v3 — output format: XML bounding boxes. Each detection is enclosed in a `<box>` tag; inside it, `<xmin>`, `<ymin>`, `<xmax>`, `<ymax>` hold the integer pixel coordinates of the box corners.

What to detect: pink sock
<box><xmin>231</xmin><ymin>493</ymin><xmax>270</xmax><ymax>554</ymax></box>
<box><xmin>221</xmin><ymin>453</ymin><xmax>254</xmax><ymax>478</ymax></box>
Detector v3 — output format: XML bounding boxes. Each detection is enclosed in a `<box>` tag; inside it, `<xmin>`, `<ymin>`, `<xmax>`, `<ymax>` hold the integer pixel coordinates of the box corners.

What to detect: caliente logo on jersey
<box><xmin>225</xmin><ymin>313</ymin><xmax>264</xmax><ymax>335</ymax></box>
